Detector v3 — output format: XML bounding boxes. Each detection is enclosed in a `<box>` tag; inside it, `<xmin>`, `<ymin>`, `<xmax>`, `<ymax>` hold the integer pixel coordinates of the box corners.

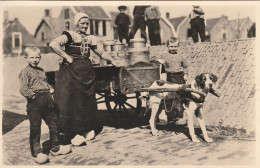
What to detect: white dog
<box><xmin>142</xmin><ymin>73</ymin><xmax>219</xmax><ymax>143</ymax></box>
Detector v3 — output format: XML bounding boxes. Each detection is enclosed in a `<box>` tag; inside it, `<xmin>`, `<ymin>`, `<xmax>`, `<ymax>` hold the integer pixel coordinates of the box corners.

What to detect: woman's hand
<box><xmin>184</xmin><ymin>73</ymin><xmax>188</xmax><ymax>81</ymax></box>
<box><xmin>49</xmin><ymin>40</ymin><xmax>73</xmax><ymax>64</ymax></box>
<box><xmin>66</xmin><ymin>56</ymin><xmax>73</xmax><ymax>64</ymax></box>
<box><xmin>111</xmin><ymin>60</ymin><xmax>123</xmax><ymax>67</ymax></box>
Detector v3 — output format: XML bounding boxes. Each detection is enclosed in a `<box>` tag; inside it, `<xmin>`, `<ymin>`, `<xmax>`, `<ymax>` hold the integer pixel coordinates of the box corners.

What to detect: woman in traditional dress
<box><xmin>49</xmin><ymin>12</ymin><xmax>120</xmax><ymax>146</ymax></box>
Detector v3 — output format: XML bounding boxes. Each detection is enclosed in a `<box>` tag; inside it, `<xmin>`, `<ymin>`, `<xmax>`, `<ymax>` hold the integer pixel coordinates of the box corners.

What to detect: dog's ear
<box><xmin>210</xmin><ymin>73</ymin><xmax>218</xmax><ymax>83</ymax></box>
<box><xmin>195</xmin><ymin>74</ymin><xmax>202</xmax><ymax>85</ymax></box>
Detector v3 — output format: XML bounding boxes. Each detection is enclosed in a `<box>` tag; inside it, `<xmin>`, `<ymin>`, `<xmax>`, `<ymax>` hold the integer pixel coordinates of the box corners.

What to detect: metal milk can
<box><xmin>102</xmin><ymin>40</ymin><xmax>115</xmax><ymax>65</ymax></box>
<box><xmin>110</xmin><ymin>42</ymin><xmax>129</xmax><ymax>67</ymax></box>
<box><xmin>128</xmin><ymin>38</ymin><xmax>150</xmax><ymax>65</ymax></box>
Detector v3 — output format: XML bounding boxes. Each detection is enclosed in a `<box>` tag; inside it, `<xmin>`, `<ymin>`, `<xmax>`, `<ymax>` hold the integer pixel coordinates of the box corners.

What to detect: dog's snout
<box><xmin>209</xmin><ymin>83</ymin><xmax>213</xmax><ymax>88</ymax></box>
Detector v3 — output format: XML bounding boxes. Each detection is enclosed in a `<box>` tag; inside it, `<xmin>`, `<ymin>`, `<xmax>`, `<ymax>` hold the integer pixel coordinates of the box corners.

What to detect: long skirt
<box><xmin>54</xmin><ymin>58</ymin><xmax>97</xmax><ymax>134</ymax></box>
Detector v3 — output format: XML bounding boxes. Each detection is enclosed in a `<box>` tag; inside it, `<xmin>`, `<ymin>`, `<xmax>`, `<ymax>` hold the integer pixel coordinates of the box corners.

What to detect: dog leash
<box><xmin>162</xmin><ymin>92</ymin><xmax>176</xmax><ymax>113</ymax></box>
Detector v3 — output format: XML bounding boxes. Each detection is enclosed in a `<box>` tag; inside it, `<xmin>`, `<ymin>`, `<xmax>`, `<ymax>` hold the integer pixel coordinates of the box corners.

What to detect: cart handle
<box><xmin>138</xmin><ymin>87</ymin><xmax>207</xmax><ymax>97</ymax></box>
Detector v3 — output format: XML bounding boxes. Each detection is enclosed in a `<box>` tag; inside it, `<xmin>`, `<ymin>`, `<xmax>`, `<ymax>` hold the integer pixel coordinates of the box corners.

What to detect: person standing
<box><xmin>189</xmin><ymin>5</ymin><xmax>206</xmax><ymax>43</ymax></box>
<box><xmin>19</xmin><ymin>47</ymin><xmax>71</xmax><ymax>164</ymax></box>
<box><xmin>49</xmin><ymin>12</ymin><xmax>121</xmax><ymax>146</ymax></box>
<box><xmin>145</xmin><ymin>6</ymin><xmax>161</xmax><ymax>46</ymax></box>
<box><xmin>115</xmin><ymin>5</ymin><xmax>131</xmax><ymax>44</ymax></box>
<box><xmin>153</xmin><ymin>37</ymin><xmax>188</xmax><ymax>124</ymax></box>
<box><xmin>129</xmin><ymin>5</ymin><xmax>149</xmax><ymax>43</ymax></box>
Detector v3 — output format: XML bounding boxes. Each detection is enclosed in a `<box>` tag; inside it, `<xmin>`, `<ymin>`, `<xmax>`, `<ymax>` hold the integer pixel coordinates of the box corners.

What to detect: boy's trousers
<box><xmin>190</xmin><ymin>17</ymin><xmax>205</xmax><ymax>43</ymax></box>
<box><xmin>26</xmin><ymin>92</ymin><xmax>60</xmax><ymax>157</ymax></box>
<box><xmin>129</xmin><ymin>14</ymin><xmax>147</xmax><ymax>42</ymax></box>
<box><xmin>117</xmin><ymin>25</ymin><xmax>129</xmax><ymax>43</ymax></box>
<box><xmin>146</xmin><ymin>19</ymin><xmax>161</xmax><ymax>46</ymax></box>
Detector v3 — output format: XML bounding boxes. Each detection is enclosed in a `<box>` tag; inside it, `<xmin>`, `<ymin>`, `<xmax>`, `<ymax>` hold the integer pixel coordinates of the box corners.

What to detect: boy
<box><xmin>144</xmin><ymin>6</ymin><xmax>161</xmax><ymax>46</ymax></box>
<box><xmin>115</xmin><ymin>5</ymin><xmax>131</xmax><ymax>44</ymax></box>
<box><xmin>154</xmin><ymin>37</ymin><xmax>188</xmax><ymax>124</ymax></box>
<box><xmin>189</xmin><ymin>5</ymin><xmax>205</xmax><ymax>43</ymax></box>
<box><xmin>156</xmin><ymin>37</ymin><xmax>188</xmax><ymax>84</ymax></box>
<box><xmin>128</xmin><ymin>5</ymin><xmax>150</xmax><ymax>43</ymax></box>
<box><xmin>19</xmin><ymin>47</ymin><xmax>71</xmax><ymax>164</ymax></box>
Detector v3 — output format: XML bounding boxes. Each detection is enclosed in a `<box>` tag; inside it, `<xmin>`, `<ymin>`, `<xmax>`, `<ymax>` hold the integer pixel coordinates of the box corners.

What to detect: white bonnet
<box><xmin>74</xmin><ymin>12</ymin><xmax>89</xmax><ymax>25</ymax></box>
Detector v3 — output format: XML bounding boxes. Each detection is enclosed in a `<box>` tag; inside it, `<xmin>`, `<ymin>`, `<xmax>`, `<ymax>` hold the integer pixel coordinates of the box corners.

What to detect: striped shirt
<box><xmin>19</xmin><ymin>65</ymin><xmax>52</xmax><ymax>98</ymax></box>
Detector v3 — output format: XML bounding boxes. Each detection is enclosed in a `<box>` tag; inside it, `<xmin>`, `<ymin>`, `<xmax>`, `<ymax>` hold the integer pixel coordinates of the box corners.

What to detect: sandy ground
<box><xmin>2</xmin><ymin>56</ymin><xmax>257</xmax><ymax>166</ymax></box>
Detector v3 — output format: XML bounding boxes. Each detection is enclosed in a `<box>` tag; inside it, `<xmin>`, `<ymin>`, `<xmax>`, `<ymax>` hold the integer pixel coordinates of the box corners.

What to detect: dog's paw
<box><xmin>151</xmin><ymin>130</ymin><xmax>160</xmax><ymax>136</ymax></box>
<box><xmin>191</xmin><ymin>137</ymin><xmax>200</xmax><ymax>143</ymax></box>
<box><xmin>204</xmin><ymin>137</ymin><xmax>213</xmax><ymax>143</ymax></box>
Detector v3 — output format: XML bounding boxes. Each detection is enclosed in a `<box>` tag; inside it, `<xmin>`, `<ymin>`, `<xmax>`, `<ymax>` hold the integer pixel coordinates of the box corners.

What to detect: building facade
<box><xmin>34</xmin><ymin>6</ymin><xmax>113</xmax><ymax>46</ymax></box>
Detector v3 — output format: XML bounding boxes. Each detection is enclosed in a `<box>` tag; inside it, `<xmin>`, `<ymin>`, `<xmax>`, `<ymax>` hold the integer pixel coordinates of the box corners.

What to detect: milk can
<box><xmin>111</xmin><ymin>42</ymin><xmax>129</xmax><ymax>67</ymax></box>
<box><xmin>102</xmin><ymin>40</ymin><xmax>115</xmax><ymax>65</ymax></box>
<box><xmin>128</xmin><ymin>38</ymin><xmax>150</xmax><ymax>65</ymax></box>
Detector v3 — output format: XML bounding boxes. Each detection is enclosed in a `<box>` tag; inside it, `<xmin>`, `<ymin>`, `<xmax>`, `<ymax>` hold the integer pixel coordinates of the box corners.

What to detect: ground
<box><xmin>1</xmin><ymin>56</ymin><xmax>257</xmax><ymax>166</ymax></box>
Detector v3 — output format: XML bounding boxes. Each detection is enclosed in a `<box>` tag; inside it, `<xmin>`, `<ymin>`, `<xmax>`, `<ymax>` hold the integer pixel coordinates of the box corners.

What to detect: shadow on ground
<box><xmin>2</xmin><ymin>110</ymin><xmax>28</xmax><ymax>134</ymax></box>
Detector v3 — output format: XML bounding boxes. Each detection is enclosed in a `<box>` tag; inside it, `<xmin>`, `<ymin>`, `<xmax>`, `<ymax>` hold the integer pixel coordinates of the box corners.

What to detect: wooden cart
<box><xmin>94</xmin><ymin>64</ymin><xmax>160</xmax><ymax>117</ymax></box>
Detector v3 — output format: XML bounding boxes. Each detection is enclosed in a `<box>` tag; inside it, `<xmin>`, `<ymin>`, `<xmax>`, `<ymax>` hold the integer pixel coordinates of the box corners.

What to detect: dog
<box><xmin>142</xmin><ymin>73</ymin><xmax>219</xmax><ymax>143</ymax></box>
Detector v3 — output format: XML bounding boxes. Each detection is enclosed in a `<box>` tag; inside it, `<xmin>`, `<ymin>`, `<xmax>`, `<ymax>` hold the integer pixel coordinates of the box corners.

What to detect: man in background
<box><xmin>115</xmin><ymin>5</ymin><xmax>131</xmax><ymax>44</ymax></box>
<box><xmin>145</xmin><ymin>6</ymin><xmax>161</xmax><ymax>46</ymax></box>
<box><xmin>129</xmin><ymin>5</ymin><xmax>150</xmax><ymax>43</ymax></box>
<box><xmin>189</xmin><ymin>5</ymin><xmax>205</xmax><ymax>43</ymax></box>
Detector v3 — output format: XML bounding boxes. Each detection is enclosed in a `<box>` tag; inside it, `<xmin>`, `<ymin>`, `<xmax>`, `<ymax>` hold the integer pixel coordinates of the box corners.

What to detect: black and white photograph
<box><xmin>1</xmin><ymin>0</ymin><xmax>258</xmax><ymax>166</ymax></box>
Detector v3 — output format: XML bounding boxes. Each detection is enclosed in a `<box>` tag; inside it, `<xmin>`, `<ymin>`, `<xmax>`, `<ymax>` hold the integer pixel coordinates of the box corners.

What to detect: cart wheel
<box><xmin>96</xmin><ymin>92</ymin><xmax>107</xmax><ymax>104</ymax></box>
<box><xmin>105</xmin><ymin>91</ymin><xmax>142</xmax><ymax>118</ymax></box>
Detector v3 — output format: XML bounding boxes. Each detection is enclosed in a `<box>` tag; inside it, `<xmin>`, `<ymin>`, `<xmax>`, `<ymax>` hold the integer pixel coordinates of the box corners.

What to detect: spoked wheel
<box><xmin>96</xmin><ymin>92</ymin><xmax>107</xmax><ymax>104</ymax></box>
<box><xmin>104</xmin><ymin>91</ymin><xmax>142</xmax><ymax>118</ymax></box>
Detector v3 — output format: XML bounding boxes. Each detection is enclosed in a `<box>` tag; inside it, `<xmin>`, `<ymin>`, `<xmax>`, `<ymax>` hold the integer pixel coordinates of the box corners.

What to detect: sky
<box><xmin>3</xmin><ymin>3</ymin><xmax>256</xmax><ymax>35</ymax></box>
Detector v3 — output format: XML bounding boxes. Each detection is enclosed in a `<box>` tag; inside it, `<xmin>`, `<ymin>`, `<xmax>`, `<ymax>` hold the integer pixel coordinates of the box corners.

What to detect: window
<box><xmin>64</xmin><ymin>9</ymin><xmax>70</xmax><ymax>19</ymax></box>
<box><xmin>95</xmin><ymin>20</ymin><xmax>99</xmax><ymax>35</ymax></box>
<box><xmin>223</xmin><ymin>33</ymin><xmax>226</xmax><ymax>40</ymax></box>
<box><xmin>90</xmin><ymin>20</ymin><xmax>94</xmax><ymax>35</ymax></box>
<box><xmin>89</xmin><ymin>20</ymin><xmax>106</xmax><ymax>36</ymax></box>
<box><xmin>65</xmin><ymin>22</ymin><xmax>70</xmax><ymax>30</ymax></box>
<box><xmin>14</xmin><ymin>35</ymin><xmax>20</xmax><ymax>48</ymax></box>
<box><xmin>12</xmin><ymin>32</ymin><xmax>22</xmax><ymax>53</ymax></box>
<box><xmin>45</xmin><ymin>9</ymin><xmax>50</xmax><ymax>17</ymax></box>
<box><xmin>41</xmin><ymin>32</ymin><xmax>44</xmax><ymax>41</ymax></box>
<box><xmin>102</xmin><ymin>20</ymin><xmax>106</xmax><ymax>36</ymax></box>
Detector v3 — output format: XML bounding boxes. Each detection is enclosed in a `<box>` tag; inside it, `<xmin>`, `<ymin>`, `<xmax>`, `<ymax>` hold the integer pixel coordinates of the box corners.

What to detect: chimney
<box><xmin>44</xmin><ymin>9</ymin><xmax>52</xmax><ymax>17</ymax></box>
<box><xmin>166</xmin><ymin>12</ymin><xmax>170</xmax><ymax>19</ymax></box>
<box><xmin>4</xmin><ymin>10</ymin><xmax>9</xmax><ymax>26</ymax></box>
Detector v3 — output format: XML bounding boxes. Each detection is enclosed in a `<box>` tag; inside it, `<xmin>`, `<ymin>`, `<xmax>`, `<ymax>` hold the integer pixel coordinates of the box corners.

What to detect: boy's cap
<box><xmin>193</xmin><ymin>5</ymin><xmax>200</xmax><ymax>8</ymax></box>
<box><xmin>24</xmin><ymin>47</ymin><xmax>40</xmax><ymax>56</ymax></box>
<box><xmin>118</xmin><ymin>5</ymin><xmax>127</xmax><ymax>11</ymax></box>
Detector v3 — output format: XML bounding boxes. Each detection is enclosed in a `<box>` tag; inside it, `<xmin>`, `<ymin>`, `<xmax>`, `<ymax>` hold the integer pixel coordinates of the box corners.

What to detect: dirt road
<box><xmin>2</xmin><ymin>109</ymin><xmax>256</xmax><ymax>166</ymax></box>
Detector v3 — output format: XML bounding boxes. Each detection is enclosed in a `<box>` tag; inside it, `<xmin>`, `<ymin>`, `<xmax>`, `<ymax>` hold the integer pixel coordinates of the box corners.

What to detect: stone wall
<box><xmin>149</xmin><ymin>38</ymin><xmax>255</xmax><ymax>134</ymax></box>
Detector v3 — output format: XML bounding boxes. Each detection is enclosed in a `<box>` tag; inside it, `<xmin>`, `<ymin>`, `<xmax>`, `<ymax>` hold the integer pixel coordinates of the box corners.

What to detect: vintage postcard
<box><xmin>1</xmin><ymin>1</ymin><xmax>259</xmax><ymax>167</ymax></box>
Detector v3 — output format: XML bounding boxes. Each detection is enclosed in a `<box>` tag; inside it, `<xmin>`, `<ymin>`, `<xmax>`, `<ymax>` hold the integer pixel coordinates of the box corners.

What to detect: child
<box><xmin>156</xmin><ymin>37</ymin><xmax>188</xmax><ymax>84</ymax></box>
<box><xmin>189</xmin><ymin>5</ymin><xmax>205</xmax><ymax>43</ymax></box>
<box><xmin>144</xmin><ymin>6</ymin><xmax>161</xmax><ymax>46</ymax></box>
<box><xmin>154</xmin><ymin>37</ymin><xmax>188</xmax><ymax>124</ymax></box>
<box><xmin>115</xmin><ymin>5</ymin><xmax>131</xmax><ymax>44</ymax></box>
<box><xmin>19</xmin><ymin>47</ymin><xmax>71</xmax><ymax>164</ymax></box>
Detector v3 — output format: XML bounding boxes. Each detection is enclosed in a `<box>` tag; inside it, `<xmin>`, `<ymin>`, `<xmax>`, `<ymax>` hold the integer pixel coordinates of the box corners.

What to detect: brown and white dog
<box><xmin>143</xmin><ymin>73</ymin><xmax>219</xmax><ymax>143</ymax></box>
